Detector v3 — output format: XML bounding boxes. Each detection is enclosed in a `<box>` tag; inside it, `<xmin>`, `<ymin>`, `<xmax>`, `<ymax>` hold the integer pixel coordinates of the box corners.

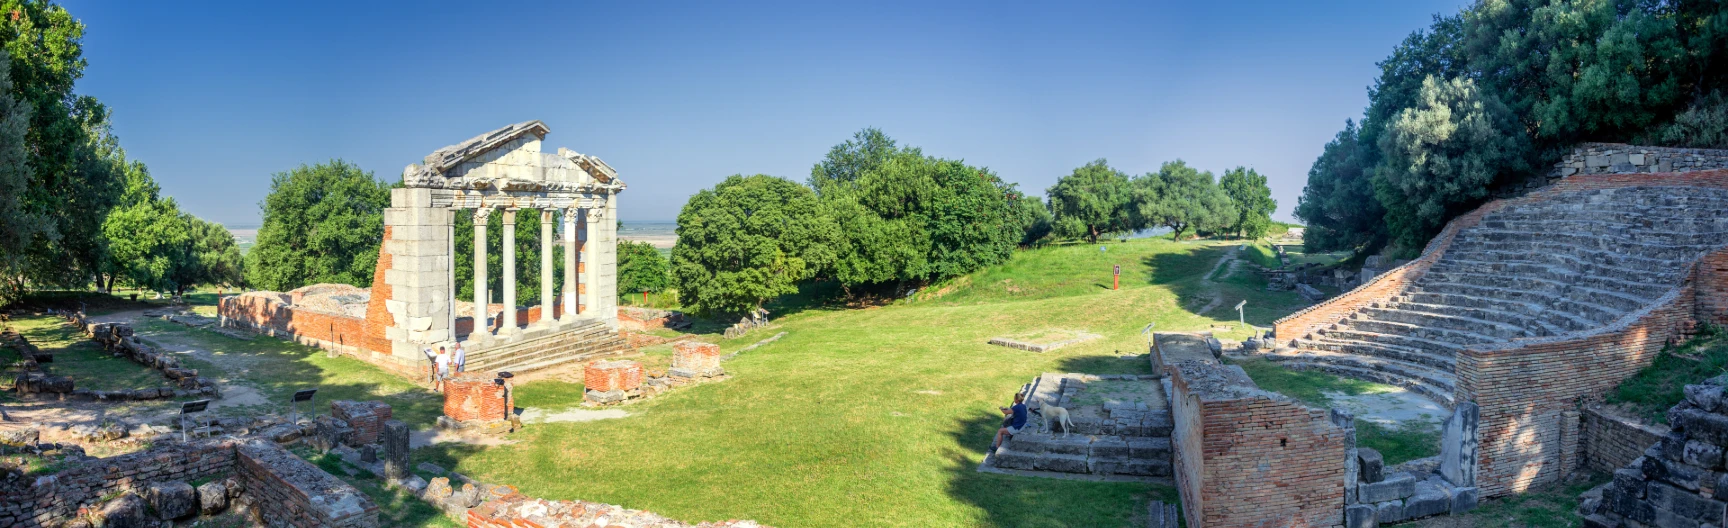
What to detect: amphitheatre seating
<box><xmin>1269</xmin><ymin>186</ymin><xmax>1728</xmax><ymax>405</ymax></box>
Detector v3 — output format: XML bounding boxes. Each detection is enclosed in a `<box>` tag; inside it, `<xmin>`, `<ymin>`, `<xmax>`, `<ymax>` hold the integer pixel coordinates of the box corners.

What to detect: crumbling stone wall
<box><xmin>1582</xmin><ymin>378</ymin><xmax>1728</xmax><ymax>527</ymax></box>
<box><xmin>1166</xmin><ymin>360</ymin><xmax>1349</xmax><ymax>527</ymax></box>
<box><xmin>332</xmin><ymin>400</ymin><xmax>393</xmax><ymax>446</ymax></box>
<box><xmin>1549</xmin><ymin>143</ymin><xmax>1728</xmax><ymax>178</ymax></box>
<box><xmin>1582</xmin><ymin>405</ymin><xmax>1670</xmax><ymax>475</ymax></box>
<box><xmin>0</xmin><ymin>439</ymin><xmax>237</xmax><ymax>527</ymax></box>
<box><xmin>220</xmin><ymin>293</ymin><xmax>384</xmax><ymax>369</ymax></box>
<box><xmin>238</xmin><ymin>439</ymin><xmax>379</xmax><ymax>527</ymax></box>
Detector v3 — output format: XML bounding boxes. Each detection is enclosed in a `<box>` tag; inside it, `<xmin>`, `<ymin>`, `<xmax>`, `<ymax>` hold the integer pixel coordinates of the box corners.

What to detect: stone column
<box><xmin>447</xmin><ymin>216</ymin><xmax>456</xmax><ymax>341</ymax></box>
<box><xmin>540</xmin><ymin>210</ymin><xmax>554</xmax><ymax>326</ymax></box>
<box><xmin>382</xmin><ymin>419</ymin><xmax>409</xmax><ymax>482</ymax></box>
<box><xmin>585</xmin><ymin>208</ymin><xmax>602</xmax><ymax>319</ymax></box>
<box><xmin>597</xmin><ymin>192</ymin><xmax>620</xmax><ymax>327</ymax></box>
<box><xmin>561</xmin><ymin>208</ymin><xmax>578</xmax><ymax>321</ymax></box>
<box><xmin>472</xmin><ymin>208</ymin><xmax>492</xmax><ymax>342</ymax></box>
<box><xmin>501</xmin><ymin>209</ymin><xmax>518</xmax><ymax>337</ymax></box>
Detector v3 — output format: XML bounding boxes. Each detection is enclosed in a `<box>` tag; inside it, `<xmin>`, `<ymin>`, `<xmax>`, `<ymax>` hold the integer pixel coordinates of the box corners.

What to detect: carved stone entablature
<box><xmin>400</xmin><ymin>120</ymin><xmax>626</xmax><ymax>194</ymax></box>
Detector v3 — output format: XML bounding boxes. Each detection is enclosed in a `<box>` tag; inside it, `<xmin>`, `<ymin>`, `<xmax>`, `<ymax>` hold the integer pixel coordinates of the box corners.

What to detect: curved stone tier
<box><xmin>1271</xmin><ymin>183</ymin><xmax>1728</xmax><ymax>406</ymax></box>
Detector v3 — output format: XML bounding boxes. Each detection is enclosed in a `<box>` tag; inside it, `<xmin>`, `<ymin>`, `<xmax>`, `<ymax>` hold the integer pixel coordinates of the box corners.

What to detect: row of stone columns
<box><xmin>457</xmin><ymin>206</ymin><xmax>598</xmax><ymax>343</ymax></box>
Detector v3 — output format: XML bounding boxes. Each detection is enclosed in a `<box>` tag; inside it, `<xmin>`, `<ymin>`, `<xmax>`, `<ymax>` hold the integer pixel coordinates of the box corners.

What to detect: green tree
<box><xmin>2</xmin><ymin>1</ymin><xmax>124</xmax><ymax>290</ymax></box>
<box><xmin>807</xmin><ymin>127</ymin><xmax>918</xmax><ymax>194</ymax></box>
<box><xmin>1296</xmin><ymin>121</ymin><xmax>1384</xmax><ymax>252</ymax></box>
<box><xmin>245</xmin><ymin>160</ymin><xmax>390</xmax><ymax>291</ymax></box>
<box><xmin>0</xmin><ymin>50</ymin><xmax>41</xmax><ymax>305</ymax></box>
<box><xmin>101</xmin><ymin>160</ymin><xmax>188</xmax><ymax>294</ymax></box>
<box><xmin>1011</xmin><ymin>193</ymin><xmax>1053</xmax><ymax>247</ymax></box>
<box><xmin>1374</xmin><ymin>76</ymin><xmax>1528</xmax><ymax>252</ymax></box>
<box><xmin>451</xmin><ymin>208</ymin><xmax>564</xmax><ymax>306</ymax></box>
<box><xmin>1134</xmin><ymin>161</ymin><xmax>1237</xmax><ymax>241</ymax></box>
<box><xmin>1219</xmin><ymin>167</ymin><xmax>1277</xmax><ymax>239</ymax></box>
<box><xmin>617</xmin><ymin>241</ymin><xmax>670</xmax><ymax>300</ymax></box>
<box><xmin>1047</xmin><ymin>159</ymin><xmax>1135</xmax><ymax>244</ymax></box>
<box><xmin>672</xmin><ymin>174</ymin><xmax>838</xmax><ymax>315</ymax></box>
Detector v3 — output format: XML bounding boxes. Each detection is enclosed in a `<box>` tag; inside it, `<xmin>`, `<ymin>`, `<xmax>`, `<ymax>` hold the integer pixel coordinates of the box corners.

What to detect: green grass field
<box><xmin>6</xmin><ymin>236</ymin><xmax>1370</xmax><ymax>527</ymax></box>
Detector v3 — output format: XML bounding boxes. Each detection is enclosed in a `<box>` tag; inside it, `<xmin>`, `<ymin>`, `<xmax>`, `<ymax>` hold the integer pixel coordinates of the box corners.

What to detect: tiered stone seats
<box><xmin>1270</xmin><ymin>186</ymin><xmax>1728</xmax><ymax>405</ymax></box>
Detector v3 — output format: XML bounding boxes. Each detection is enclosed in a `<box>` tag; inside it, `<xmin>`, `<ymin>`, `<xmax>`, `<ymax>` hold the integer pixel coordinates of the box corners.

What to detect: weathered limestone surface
<box><xmin>1583</xmin><ymin>377</ymin><xmax>1728</xmax><ymax>528</ymax></box>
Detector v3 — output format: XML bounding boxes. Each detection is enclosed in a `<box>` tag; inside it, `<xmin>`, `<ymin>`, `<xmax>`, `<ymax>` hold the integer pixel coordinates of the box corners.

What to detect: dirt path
<box><xmin>1192</xmin><ymin>245</ymin><xmax>1241</xmax><ymax>316</ymax></box>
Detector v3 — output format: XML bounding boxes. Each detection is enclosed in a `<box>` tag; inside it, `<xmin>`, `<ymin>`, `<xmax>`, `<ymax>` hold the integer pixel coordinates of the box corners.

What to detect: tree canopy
<box><xmin>1047</xmin><ymin>159</ymin><xmax>1135</xmax><ymax>244</ymax></box>
<box><xmin>1219</xmin><ymin>167</ymin><xmax>1277</xmax><ymax>239</ymax></box>
<box><xmin>617</xmin><ymin>241</ymin><xmax>670</xmax><ymax>298</ymax></box>
<box><xmin>671</xmin><ymin>174</ymin><xmax>838</xmax><ymax>315</ymax></box>
<box><xmin>245</xmin><ymin>160</ymin><xmax>390</xmax><ymax>291</ymax></box>
<box><xmin>1133</xmin><ymin>161</ymin><xmax>1237</xmax><ymax>241</ymax></box>
<box><xmin>1297</xmin><ymin>1</ymin><xmax>1728</xmax><ymax>255</ymax></box>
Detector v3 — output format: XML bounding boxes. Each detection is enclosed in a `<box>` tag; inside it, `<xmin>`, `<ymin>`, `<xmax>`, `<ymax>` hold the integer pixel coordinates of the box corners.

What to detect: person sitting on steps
<box><xmin>992</xmin><ymin>392</ymin><xmax>1029</xmax><ymax>451</ymax></box>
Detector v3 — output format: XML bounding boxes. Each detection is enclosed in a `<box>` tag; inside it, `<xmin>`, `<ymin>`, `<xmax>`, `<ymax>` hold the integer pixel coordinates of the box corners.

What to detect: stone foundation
<box><xmin>332</xmin><ymin>400</ymin><xmax>393</xmax><ymax>447</ymax></box>
<box><xmin>1582</xmin><ymin>378</ymin><xmax>1728</xmax><ymax>528</ymax></box>
<box><xmin>443</xmin><ymin>375</ymin><xmax>513</xmax><ymax>424</ymax></box>
<box><xmin>671</xmin><ymin>341</ymin><xmax>723</xmax><ymax>379</ymax></box>
<box><xmin>1582</xmin><ymin>404</ymin><xmax>1670</xmax><ymax>474</ymax></box>
<box><xmin>584</xmin><ymin>359</ymin><xmax>643</xmax><ymax>393</ymax></box>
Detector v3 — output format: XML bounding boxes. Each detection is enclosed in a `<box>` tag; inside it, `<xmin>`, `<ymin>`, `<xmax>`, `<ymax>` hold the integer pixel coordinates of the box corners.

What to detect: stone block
<box><xmin>1358</xmin><ymin>447</ymin><xmax>1385</xmax><ymax>483</ymax></box>
<box><xmin>1345</xmin><ymin>503</ymin><xmax>1376</xmax><ymax>528</ymax></box>
<box><xmin>1127</xmin><ymin>437</ymin><xmax>1171</xmax><ymax>458</ymax></box>
<box><xmin>1360</xmin><ymin>473</ymin><xmax>1417</xmax><ymax>504</ymax></box>
<box><xmin>672</xmin><ymin>341</ymin><xmax>723</xmax><ymax>373</ymax></box>
<box><xmin>91</xmin><ymin>493</ymin><xmax>147</xmax><ymax>527</ymax></box>
<box><xmin>585</xmin><ymin>389</ymin><xmax>626</xmax><ymax>404</ymax></box>
<box><xmin>1375</xmin><ymin>500</ymin><xmax>1406</xmax><ymax>524</ymax></box>
<box><xmin>1450</xmin><ymin>486</ymin><xmax>1478</xmax><ymax>514</ymax></box>
<box><xmin>1685</xmin><ymin>440</ymin><xmax>1724</xmax><ymax>469</ymax></box>
<box><xmin>383</xmin><ymin>419</ymin><xmax>410</xmax><ymax>482</ymax></box>
<box><xmin>584</xmin><ymin>360</ymin><xmax>644</xmax><ymax>392</ymax></box>
<box><xmin>1404</xmin><ymin>481</ymin><xmax>1451</xmax><ymax>519</ymax></box>
<box><xmin>1042</xmin><ymin>435</ymin><xmax>1091</xmax><ymax>456</ymax></box>
<box><xmin>147</xmin><ymin>481</ymin><xmax>197</xmax><ymax>520</ymax></box>
<box><xmin>1089</xmin><ymin>437</ymin><xmax>1129</xmax><ymax>459</ymax></box>
<box><xmin>1121</xmin><ymin>458</ymin><xmax>1172</xmax><ymax>477</ymax></box>
<box><xmin>992</xmin><ymin>448</ymin><xmax>1037</xmax><ymax>470</ymax></box>
<box><xmin>197</xmin><ymin>481</ymin><xmax>227</xmax><ymax>515</ymax></box>
<box><xmin>1616</xmin><ymin>467</ymin><xmax>1648</xmax><ymax>499</ymax></box>
<box><xmin>1647</xmin><ymin>480</ymin><xmax>1726</xmax><ymax>525</ymax></box>
<box><xmin>1032</xmin><ymin>453</ymin><xmax>1089</xmax><ymax>473</ymax></box>
<box><xmin>1647</xmin><ymin>456</ymin><xmax>1709</xmax><ymax>491</ymax></box>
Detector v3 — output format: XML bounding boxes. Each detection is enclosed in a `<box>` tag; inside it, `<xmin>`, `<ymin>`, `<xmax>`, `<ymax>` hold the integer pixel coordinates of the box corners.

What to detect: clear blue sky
<box><xmin>65</xmin><ymin>1</ymin><xmax>1466</xmax><ymax>226</ymax></box>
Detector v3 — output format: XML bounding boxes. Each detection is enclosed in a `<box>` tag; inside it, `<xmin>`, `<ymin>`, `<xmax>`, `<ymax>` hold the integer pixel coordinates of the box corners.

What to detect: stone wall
<box><xmin>444</xmin><ymin>375</ymin><xmax>512</xmax><ymax>423</ymax></box>
<box><xmin>1549</xmin><ymin>143</ymin><xmax>1728</xmax><ymax>178</ymax></box>
<box><xmin>238</xmin><ymin>439</ymin><xmax>379</xmax><ymax>527</ymax></box>
<box><xmin>1166</xmin><ymin>360</ymin><xmax>1348</xmax><ymax>527</ymax></box>
<box><xmin>1582</xmin><ymin>404</ymin><xmax>1670</xmax><ymax>474</ymax></box>
<box><xmin>0</xmin><ymin>439</ymin><xmax>237</xmax><ymax>527</ymax></box>
<box><xmin>1581</xmin><ymin>379</ymin><xmax>1728</xmax><ymax>527</ymax></box>
<box><xmin>465</xmin><ymin>487</ymin><xmax>767</xmax><ymax>528</ymax></box>
<box><xmin>220</xmin><ymin>293</ymin><xmax>398</xmax><ymax>373</ymax></box>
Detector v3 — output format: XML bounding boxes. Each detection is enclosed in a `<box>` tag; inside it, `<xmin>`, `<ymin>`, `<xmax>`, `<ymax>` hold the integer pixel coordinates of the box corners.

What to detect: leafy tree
<box><xmin>1047</xmin><ymin>159</ymin><xmax>1135</xmax><ymax>244</ymax></box>
<box><xmin>2</xmin><ymin>1</ymin><xmax>123</xmax><ymax>290</ymax></box>
<box><xmin>1133</xmin><ymin>161</ymin><xmax>1237</xmax><ymax>241</ymax></box>
<box><xmin>245</xmin><ymin>160</ymin><xmax>390</xmax><ymax>291</ymax></box>
<box><xmin>1012</xmin><ymin>193</ymin><xmax>1053</xmax><ymax>246</ymax></box>
<box><xmin>807</xmin><ymin>128</ymin><xmax>919</xmax><ymax>194</ymax></box>
<box><xmin>617</xmin><ymin>241</ymin><xmax>670</xmax><ymax>300</ymax></box>
<box><xmin>1219</xmin><ymin>167</ymin><xmax>1277</xmax><ymax>238</ymax></box>
<box><xmin>1296</xmin><ymin>121</ymin><xmax>1384</xmax><ymax>252</ymax></box>
<box><xmin>181</xmin><ymin>216</ymin><xmax>243</xmax><ymax>292</ymax></box>
<box><xmin>101</xmin><ymin>160</ymin><xmax>188</xmax><ymax>294</ymax></box>
<box><xmin>1648</xmin><ymin>91</ymin><xmax>1728</xmax><ymax>149</ymax></box>
<box><xmin>672</xmin><ymin>174</ymin><xmax>838</xmax><ymax>315</ymax></box>
<box><xmin>1374</xmin><ymin>76</ymin><xmax>1528</xmax><ymax>251</ymax></box>
<box><xmin>0</xmin><ymin>50</ymin><xmax>40</xmax><ymax>305</ymax></box>
<box><xmin>813</xmin><ymin>129</ymin><xmax>1024</xmax><ymax>290</ymax></box>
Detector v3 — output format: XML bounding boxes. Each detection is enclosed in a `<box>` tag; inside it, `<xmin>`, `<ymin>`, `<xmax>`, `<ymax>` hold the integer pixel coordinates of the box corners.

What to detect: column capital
<box><xmin>540</xmin><ymin>209</ymin><xmax>554</xmax><ymax>223</ymax></box>
<box><xmin>586</xmin><ymin>209</ymin><xmax>605</xmax><ymax>223</ymax></box>
<box><xmin>502</xmin><ymin>209</ymin><xmax>517</xmax><ymax>221</ymax></box>
<box><xmin>562</xmin><ymin>208</ymin><xmax>581</xmax><ymax>223</ymax></box>
<box><xmin>473</xmin><ymin>207</ymin><xmax>494</xmax><ymax>222</ymax></box>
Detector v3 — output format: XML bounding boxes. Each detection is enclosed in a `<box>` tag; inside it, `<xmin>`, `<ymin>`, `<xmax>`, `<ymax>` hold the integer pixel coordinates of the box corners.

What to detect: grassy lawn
<box><xmin>8</xmin><ymin>316</ymin><xmax>172</xmax><ymax>392</ymax></box>
<box><xmin>1608</xmin><ymin>325</ymin><xmax>1728</xmax><ymax>424</ymax></box>
<box><xmin>1231</xmin><ymin>357</ymin><xmax>1441</xmax><ymax>465</ymax></box>
<box><xmin>5</xmin><ymin>236</ymin><xmax>1359</xmax><ymax>527</ymax></box>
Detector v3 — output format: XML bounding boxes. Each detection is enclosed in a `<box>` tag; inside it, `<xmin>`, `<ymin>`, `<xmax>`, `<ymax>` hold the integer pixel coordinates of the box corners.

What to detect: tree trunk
<box><xmin>1089</xmin><ymin>224</ymin><xmax>1100</xmax><ymax>244</ymax></box>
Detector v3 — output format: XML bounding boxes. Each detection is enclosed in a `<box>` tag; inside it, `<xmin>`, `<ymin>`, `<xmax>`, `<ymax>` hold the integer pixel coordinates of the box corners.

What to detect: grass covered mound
<box><xmin>1608</xmin><ymin>324</ymin><xmax>1728</xmax><ymax>424</ymax></box>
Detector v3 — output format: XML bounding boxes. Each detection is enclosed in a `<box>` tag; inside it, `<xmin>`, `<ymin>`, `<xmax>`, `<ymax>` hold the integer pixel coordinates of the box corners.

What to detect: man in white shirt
<box><xmin>433</xmin><ymin>347</ymin><xmax>452</xmax><ymax>393</ymax></box>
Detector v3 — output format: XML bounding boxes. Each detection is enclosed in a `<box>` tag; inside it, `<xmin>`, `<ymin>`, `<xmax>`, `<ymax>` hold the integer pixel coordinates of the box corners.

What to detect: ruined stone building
<box><xmin>221</xmin><ymin>121</ymin><xmax>631</xmax><ymax>376</ymax></box>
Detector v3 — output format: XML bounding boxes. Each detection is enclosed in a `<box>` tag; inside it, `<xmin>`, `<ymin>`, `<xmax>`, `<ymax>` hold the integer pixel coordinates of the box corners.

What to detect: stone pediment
<box><xmin>401</xmin><ymin>120</ymin><xmax>623</xmax><ymax>193</ymax></box>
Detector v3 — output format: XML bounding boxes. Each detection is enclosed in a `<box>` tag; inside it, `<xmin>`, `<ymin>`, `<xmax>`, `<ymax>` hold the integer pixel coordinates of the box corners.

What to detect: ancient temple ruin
<box><xmin>222</xmin><ymin>121</ymin><xmax>631</xmax><ymax>376</ymax></box>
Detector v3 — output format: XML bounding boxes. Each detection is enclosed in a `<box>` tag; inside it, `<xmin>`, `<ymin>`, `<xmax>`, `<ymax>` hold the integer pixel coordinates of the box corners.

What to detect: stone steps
<box><xmin>1356</xmin><ymin>306</ymin><xmax>1529</xmax><ymax>340</ymax></box>
<box><xmin>1388</xmin><ymin>299</ymin><xmax>1584</xmax><ymax>335</ymax></box>
<box><xmin>464</xmin><ymin>321</ymin><xmax>630</xmax><ymax>375</ymax></box>
<box><xmin>990</xmin><ymin>433</ymin><xmax>1173</xmax><ymax>478</ymax></box>
<box><xmin>1338</xmin><ymin>316</ymin><xmax>1502</xmax><ymax>346</ymax></box>
<box><xmin>1264</xmin><ymin>349</ymin><xmax>1456</xmax><ymax>407</ymax></box>
<box><xmin>1300</xmin><ymin>333</ymin><xmax>1457</xmax><ymax>370</ymax></box>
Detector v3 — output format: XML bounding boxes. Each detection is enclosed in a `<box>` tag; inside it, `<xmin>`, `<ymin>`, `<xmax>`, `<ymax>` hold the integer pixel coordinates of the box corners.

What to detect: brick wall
<box><xmin>363</xmin><ymin>225</ymin><xmax>397</xmax><ymax>359</ymax></box>
<box><xmin>1456</xmin><ymin>276</ymin><xmax>1701</xmax><ymax>496</ymax></box>
<box><xmin>1697</xmin><ymin>249</ymin><xmax>1728</xmax><ymax>327</ymax></box>
<box><xmin>585</xmin><ymin>360</ymin><xmax>643</xmax><ymax>392</ymax></box>
<box><xmin>0</xmin><ymin>439</ymin><xmax>238</xmax><ymax>527</ymax></box>
<box><xmin>444</xmin><ymin>375</ymin><xmax>512</xmax><ymax>423</ymax></box>
<box><xmin>332</xmin><ymin>400</ymin><xmax>393</xmax><ymax>446</ymax></box>
<box><xmin>237</xmin><ymin>439</ymin><xmax>379</xmax><ymax>527</ymax></box>
<box><xmin>1167</xmin><ymin>361</ymin><xmax>1348</xmax><ymax>527</ymax></box>
<box><xmin>1580</xmin><ymin>404</ymin><xmax>1669</xmax><ymax>474</ymax></box>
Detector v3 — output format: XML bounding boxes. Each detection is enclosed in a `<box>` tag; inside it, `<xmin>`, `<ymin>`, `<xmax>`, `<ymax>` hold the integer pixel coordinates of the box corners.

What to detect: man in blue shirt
<box><xmin>992</xmin><ymin>392</ymin><xmax>1029</xmax><ymax>451</ymax></box>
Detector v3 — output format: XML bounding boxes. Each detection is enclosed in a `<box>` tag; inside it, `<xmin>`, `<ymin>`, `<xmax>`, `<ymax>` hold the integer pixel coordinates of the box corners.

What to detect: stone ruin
<box><xmin>584</xmin><ymin>341</ymin><xmax>727</xmax><ymax>405</ymax></box>
<box><xmin>1582</xmin><ymin>377</ymin><xmax>1728</xmax><ymax>528</ymax></box>
<box><xmin>7</xmin><ymin>312</ymin><xmax>220</xmax><ymax>403</ymax></box>
<box><xmin>983</xmin><ymin>372</ymin><xmax>1173</xmax><ymax>479</ymax></box>
<box><xmin>220</xmin><ymin>121</ymin><xmax>633</xmax><ymax>379</ymax></box>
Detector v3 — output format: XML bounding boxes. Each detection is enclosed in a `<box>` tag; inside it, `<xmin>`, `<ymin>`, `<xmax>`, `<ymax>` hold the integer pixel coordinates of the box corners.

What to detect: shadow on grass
<box><xmin>942</xmin><ymin>412</ymin><xmax>1173</xmax><ymax>528</ymax></box>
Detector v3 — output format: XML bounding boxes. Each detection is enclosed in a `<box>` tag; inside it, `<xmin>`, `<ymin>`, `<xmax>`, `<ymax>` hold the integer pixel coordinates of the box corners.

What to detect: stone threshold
<box><xmin>976</xmin><ymin>451</ymin><xmax>1175</xmax><ymax>485</ymax></box>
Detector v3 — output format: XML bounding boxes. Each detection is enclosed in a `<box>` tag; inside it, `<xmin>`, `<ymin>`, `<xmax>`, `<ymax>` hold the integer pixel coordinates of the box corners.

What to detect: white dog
<box><xmin>1039</xmin><ymin>405</ymin><xmax>1075</xmax><ymax>437</ymax></box>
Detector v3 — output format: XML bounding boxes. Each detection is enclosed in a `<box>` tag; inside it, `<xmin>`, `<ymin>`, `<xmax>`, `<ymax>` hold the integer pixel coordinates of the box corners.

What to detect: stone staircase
<box><xmin>1270</xmin><ymin>186</ymin><xmax>1728</xmax><ymax>406</ymax></box>
<box><xmin>463</xmin><ymin>319</ymin><xmax>631</xmax><ymax>375</ymax></box>
<box><xmin>990</xmin><ymin>430</ymin><xmax>1174</xmax><ymax>478</ymax></box>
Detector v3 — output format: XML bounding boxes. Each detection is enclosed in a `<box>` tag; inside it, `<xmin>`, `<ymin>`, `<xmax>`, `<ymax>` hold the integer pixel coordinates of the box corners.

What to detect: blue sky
<box><xmin>65</xmin><ymin>1</ymin><xmax>1466</xmax><ymax>226</ymax></box>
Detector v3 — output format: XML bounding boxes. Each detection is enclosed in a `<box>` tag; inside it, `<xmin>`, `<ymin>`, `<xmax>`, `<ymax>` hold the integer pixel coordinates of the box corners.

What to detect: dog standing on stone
<box><xmin>1038</xmin><ymin>405</ymin><xmax>1075</xmax><ymax>437</ymax></box>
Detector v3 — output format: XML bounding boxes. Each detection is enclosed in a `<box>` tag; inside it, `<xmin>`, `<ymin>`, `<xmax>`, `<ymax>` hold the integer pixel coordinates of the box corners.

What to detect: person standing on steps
<box><xmin>452</xmin><ymin>341</ymin><xmax>467</xmax><ymax>374</ymax></box>
<box><xmin>991</xmin><ymin>392</ymin><xmax>1029</xmax><ymax>451</ymax></box>
<box><xmin>433</xmin><ymin>347</ymin><xmax>452</xmax><ymax>393</ymax></box>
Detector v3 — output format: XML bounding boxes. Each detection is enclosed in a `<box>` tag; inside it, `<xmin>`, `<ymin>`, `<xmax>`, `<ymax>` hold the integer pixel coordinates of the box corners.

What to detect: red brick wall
<box><xmin>1697</xmin><ymin>250</ymin><xmax>1728</xmax><ymax>327</ymax></box>
<box><xmin>1167</xmin><ymin>365</ymin><xmax>1348</xmax><ymax>527</ymax></box>
<box><xmin>1456</xmin><ymin>269</ymin><xmax>1702</xmax><ymax>496</ymax></box>
<box><xmin>584</xmin><ymin>360</ymin><xmax>643</xmax><ymax>392</ymax></box>
<box><xmin>331</xmin><ymin>401</ymin><xmax>393</xmax><ymax>446</ymax></box>
<box><xmin>444</xmin><ymin>375</ymin><xmax>512</xmax><ymax>423</ymax></box>
<box><xmin>1581</xmin><ymin>404</ymin><xmax>1669</xmax><ymax>474</ymax></box>
<box><xmin>672</xmin><ymin>341</ymin><xmax>721</xmax><ymax>371</ymax></box>
<box><xmin>363</xmin><ymin>226</ymin><xmax>396</xmax><ymax>357</ymax></box>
